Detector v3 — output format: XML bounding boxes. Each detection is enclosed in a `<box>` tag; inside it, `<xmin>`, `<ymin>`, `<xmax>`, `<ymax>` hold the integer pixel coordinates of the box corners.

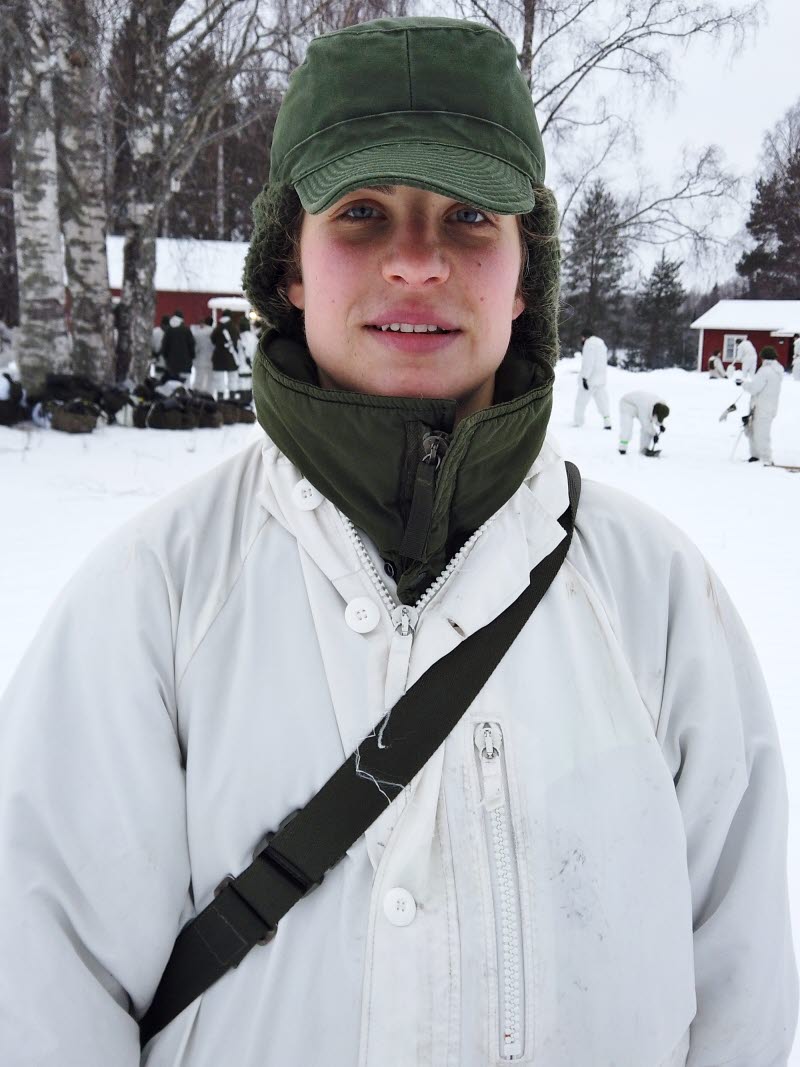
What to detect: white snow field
<box><xmin>1</xmin><ymin>357</ymin><xmax>799</xmax><ymax>1056</ymax></box>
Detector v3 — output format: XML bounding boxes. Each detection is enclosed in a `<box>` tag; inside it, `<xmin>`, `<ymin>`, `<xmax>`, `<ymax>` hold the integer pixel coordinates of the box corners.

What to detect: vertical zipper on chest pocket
<box><xmin>474</xmin><ymin>721</ymin><xmax>526</xmax><ymax>1060</ymax></box>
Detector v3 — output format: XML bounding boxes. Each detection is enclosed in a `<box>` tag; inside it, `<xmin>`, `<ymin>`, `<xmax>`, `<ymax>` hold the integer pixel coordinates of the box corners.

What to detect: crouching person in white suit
<box><xmin>619</xmin><ymin>390</ymin><xmax>669</xmax><ymax>456</ymax></box>
<box><xmin>574</xmin><ymin>328</ymin><xmax>611</xmax><ymax>429</ymax></box>
<box><xmin>742</xmin><ymin>346</ymin><xmax>784</xmax><ymax>465</ymax></box>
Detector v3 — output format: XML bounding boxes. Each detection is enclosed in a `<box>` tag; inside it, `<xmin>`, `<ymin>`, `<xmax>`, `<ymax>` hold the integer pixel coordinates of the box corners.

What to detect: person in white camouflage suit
<box><xmin>573</xmin><ymin>328</ymin><xmax>611</xmax><ymax>429</ymax></box>
<box><xmin>742</xmin><ymin>346</ymin><xmax>784</xmax><ymax>465</ymax></box>
<box><xmin>618</xmin><ymin>390</ymin><xmax>669</xmax><ymax>456</ymax></box>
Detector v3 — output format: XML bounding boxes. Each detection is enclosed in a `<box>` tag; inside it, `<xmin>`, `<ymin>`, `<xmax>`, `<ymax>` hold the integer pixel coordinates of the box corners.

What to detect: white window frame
<box><xmin>723</xmin><ymin>333</ymin><xmax>747</xmax><ymax>362</ymax></box>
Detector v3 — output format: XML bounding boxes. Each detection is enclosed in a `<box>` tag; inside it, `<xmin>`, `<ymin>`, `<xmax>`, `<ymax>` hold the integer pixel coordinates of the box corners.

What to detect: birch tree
<box><xmin>758</xmin><ymin>98</ymin><xmax>800</xmax><ymax>184</ymax></box>
<box><xmin>453</xmin><ymin>0</ymin><xmax>754</xmax><ymax>248</ymax></box>
<box><xmin>0</xmin><ymin>56</ymin><xmax>19</xmax><ymax>329</ymax></box>
<box><xmin>7</xmin><ymin>0</ymin><xmax>71</xmax><ymax>393</ymax></box>
<box><xmin>111</xmin><ymin>0</ymin><xmax>273</xmax><ymax>382</ymax></box>
<box><xmin>56</xmin><ymin>0</ymin><xmax>115</xmax><ymax>382</ymax></box>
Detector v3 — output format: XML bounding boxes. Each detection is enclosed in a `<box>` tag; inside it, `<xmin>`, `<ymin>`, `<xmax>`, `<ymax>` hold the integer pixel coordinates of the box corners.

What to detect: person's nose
<box><xmin>381</xmin><ymin>220</ymin><xmax>450</xmax><ymax>287</ymax></box>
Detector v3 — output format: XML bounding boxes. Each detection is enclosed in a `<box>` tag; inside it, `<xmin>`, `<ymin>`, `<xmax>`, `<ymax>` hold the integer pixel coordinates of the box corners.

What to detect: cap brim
<box><xmin>295</xmin><ymin>142</ymin><xmax>535</xmax><ymax>214</ymax></box>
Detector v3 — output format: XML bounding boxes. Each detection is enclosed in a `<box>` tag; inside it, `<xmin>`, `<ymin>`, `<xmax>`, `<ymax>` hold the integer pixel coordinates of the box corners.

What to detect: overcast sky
<box><xmin>642</xmin><ymin>0</ymin><xmax>797</xmax><ymax>179</ymax></box>
<box><xmin>624</xmin><ymin>0</ymin><xmax>799</xmax><ymax>288</ymax></box>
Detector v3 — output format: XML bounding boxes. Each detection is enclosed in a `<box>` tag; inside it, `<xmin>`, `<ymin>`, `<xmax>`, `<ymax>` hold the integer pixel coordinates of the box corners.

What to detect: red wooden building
<box><xmin>107</xmin><ymin>236</ymin><xmax>250</xmax><ymax>326</ymax></box>
<box><xmin>690</xmin><ymin>300</ymin><xmax>800</xmax><ymax>371</ymax></box>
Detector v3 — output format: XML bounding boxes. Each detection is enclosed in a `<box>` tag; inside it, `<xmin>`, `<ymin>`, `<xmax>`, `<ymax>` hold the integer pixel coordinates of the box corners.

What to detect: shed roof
<box><xmin>107</xmin><ymin>236</ymin><xmax>249</xmax><ymax>295</ymax></box>
<box><xmin>690</xmin><ymin>299</ymin><xmax>800</xmax><ymax>333</ymax></box>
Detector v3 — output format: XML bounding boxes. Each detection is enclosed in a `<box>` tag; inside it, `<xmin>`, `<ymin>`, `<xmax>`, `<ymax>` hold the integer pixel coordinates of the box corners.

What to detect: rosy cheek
<box><xmin>317</xmin><ymin>243</ymin><xmax>366</xmax><ymax>290</ymax></box>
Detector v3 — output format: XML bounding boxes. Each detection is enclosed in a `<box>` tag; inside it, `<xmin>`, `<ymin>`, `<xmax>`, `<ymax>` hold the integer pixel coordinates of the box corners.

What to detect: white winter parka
<box><xmin>742</xmin><ymin>358</ymin><xmax>784</xmax><ymax>419</ymax></box>
<box><xmin>0</xmin><ymin>435</ymin><xmax>796</xmax><ymax>1067</ymax></box>
<box><xmin>580</xmin><ymin>334</ymin><xmax>608</xmax><ymax>387</ymax></box>
<box><xmin>736</xmin><ymin>339</ymin><xmax>758</xmax><ymax>379</ymax></box>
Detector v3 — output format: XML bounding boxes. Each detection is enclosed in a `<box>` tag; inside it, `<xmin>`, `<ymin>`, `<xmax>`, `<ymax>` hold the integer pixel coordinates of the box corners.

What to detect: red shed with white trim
<box><xmin>107</xmin><ymin>236</ymin><xmax>250</xmax><ymax>326</ymax></box>
<box><xmin>690</xmin><ymin>300</ymin><xmax>800</xmax><ymax>372</ymax></box>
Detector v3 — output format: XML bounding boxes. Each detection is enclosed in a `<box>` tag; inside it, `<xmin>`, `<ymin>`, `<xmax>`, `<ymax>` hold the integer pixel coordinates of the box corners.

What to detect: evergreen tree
<box><xmin>630</xmin><ymin>253</ymin><xmax>687</xmax><ymax>369</ymax></box>
<box><xmin>737</xmin><ymin>146</ymin><xmax>800</xmax><ymax>297</ymax></box>
<box><xmin>561</xmin><ymin>180</ymin><xmax>628</xmax><ymax>354</ymax></box>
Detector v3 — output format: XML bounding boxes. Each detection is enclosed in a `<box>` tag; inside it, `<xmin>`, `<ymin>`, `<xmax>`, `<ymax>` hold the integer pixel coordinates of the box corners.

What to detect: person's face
<box><xmin>286</xmin><ymin>185</ymin><xmax>525</xmax><ymax>421</ymax></box>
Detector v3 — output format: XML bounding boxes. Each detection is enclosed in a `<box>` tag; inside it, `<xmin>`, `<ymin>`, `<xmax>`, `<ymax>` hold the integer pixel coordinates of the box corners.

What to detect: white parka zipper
<box><xmin>341</xmin><ymin>519</ymin><xmax>524</xmax><ymax>1051</ymax></box>
<box><xmin>474</xmin><ymin>721</ymin><xmax>526</xmax><ymax>1060</ymax></box>
<box><xmin>340</xmin><ymin>513</ymin><xmax>495</xmax><ymax>711</ymax></box>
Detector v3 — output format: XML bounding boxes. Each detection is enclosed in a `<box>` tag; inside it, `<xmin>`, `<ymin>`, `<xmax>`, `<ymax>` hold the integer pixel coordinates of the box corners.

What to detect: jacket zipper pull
<box><xmin>399</xmin><ymin>432</ymin><xmax>449</xmax><ymax>562</ymax></box>
<box><xmin>390</xmin><ymin>604</ymin><xmax>419</xmax><ymax>637</ymax></box>
<box><xmin>474</xmin><ymin>722</ymin><xmax>504</xmax><ymax>811</ymax></box>
<box><xmin>384</xmin><ymin>604</ymin><xmax>419</xmax><ymax>709</ymax></box>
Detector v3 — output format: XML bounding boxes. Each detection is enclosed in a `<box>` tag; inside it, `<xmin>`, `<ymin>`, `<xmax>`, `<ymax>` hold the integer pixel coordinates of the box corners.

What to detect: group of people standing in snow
<box><xmin>150</xmin><ymin>309</ymin><xmax>260</xmax><ymax>400</ymax></box>
<box><xmin>574</xmin><ymin>328</ymin><xmax>792</xmax><ymax>466</ymax></box>
<box><xmin>573</xmin><ymin>328</ymin><xmax>669</xmax><ymax>457</ymax></box>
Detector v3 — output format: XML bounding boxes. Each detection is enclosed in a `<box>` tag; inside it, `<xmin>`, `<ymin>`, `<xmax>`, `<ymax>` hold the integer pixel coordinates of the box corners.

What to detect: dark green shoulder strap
<box><xmin>140</xmin><ymin>461</ymin><xmax>581</xmax><ymax>1047</ymax></box>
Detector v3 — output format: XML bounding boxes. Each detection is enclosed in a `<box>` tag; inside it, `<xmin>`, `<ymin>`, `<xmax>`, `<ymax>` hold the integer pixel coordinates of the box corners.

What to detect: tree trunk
<box><xmin>215</xmin><ymin>127</ymin><xmax>225</xmax><ymax>240</ymax></box>
<box><xmin>115</xmin><ymin>228</ymin><xmax>156</xmax><ymax>381</ymax></box>
<box><xmin>58</xmin><ymin>0</ymin><xmax>115</xmax><ymax>383</ymax></box>
<box><xmin>114</xmin><ymin>5</ymin><xmax>172</xmax><ymax>383</ymax></box>
<box><xmin>520</xmin><ymin>0</ymin><xmax>536</xmax><ymax>90</ymax></box>
<box><xmin>10</xmin><ymin>3</ymin><xmax>71</xmax><ymax>393</ymax></box>
<box><xmin>0</xmin><ymin>58</ymin><xmax>20</xmax><ymax>328</ymax></box>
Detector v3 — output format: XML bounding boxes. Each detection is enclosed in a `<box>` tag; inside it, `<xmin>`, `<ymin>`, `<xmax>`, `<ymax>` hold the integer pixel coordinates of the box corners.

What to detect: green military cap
<box><xmin>269</xmin><ymin>17</ymin><xmax>545</xmax><ymax>215</ymax></box>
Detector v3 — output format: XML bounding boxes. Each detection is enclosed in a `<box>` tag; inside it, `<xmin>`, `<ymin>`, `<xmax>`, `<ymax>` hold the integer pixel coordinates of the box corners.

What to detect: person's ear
<box><xmin>286</xmin><ymin>276</ymin><xmax>305</xmax><ymax>310</ymax></box>
<box><xmin>512</xmin><ymin>293</ymin><xmax>525</xmax><ymax>320</ymax></box>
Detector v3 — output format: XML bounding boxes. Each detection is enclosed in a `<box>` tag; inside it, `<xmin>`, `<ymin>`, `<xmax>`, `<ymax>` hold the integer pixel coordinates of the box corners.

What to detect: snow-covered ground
<box><xmin>2</xmin><ymin>358</ymin><xmax>799</xmax><ymax>1055</ymax></box>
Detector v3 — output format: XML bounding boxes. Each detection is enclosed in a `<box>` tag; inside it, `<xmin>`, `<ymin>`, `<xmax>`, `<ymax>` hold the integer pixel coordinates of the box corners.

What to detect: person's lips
<box><xmin>363</xmin><ymin>322</ymin><xmax>462</xmax><ymax>354</ymax></box>
<box><xmin>366</xmin><ymin>308</ymin><xmax>461</xmax><ymax>332</ymax></box>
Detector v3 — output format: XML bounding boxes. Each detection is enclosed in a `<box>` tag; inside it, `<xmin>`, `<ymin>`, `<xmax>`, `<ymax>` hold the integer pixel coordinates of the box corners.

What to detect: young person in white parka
<box><xmin>0</xmin><ymin>16</ymin><xmax>796</xmax><ymax>1067</ymax></box>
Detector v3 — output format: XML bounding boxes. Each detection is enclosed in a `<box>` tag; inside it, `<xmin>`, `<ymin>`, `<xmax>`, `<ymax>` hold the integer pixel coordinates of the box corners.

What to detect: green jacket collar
<box><xmin>253</xmin><ymin>331</ymin><xmax>554</xmax><ymax>604</ymax></box>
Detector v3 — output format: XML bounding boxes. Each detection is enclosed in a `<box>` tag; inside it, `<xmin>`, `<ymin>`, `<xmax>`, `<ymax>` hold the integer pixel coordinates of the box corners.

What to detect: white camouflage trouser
<box><xmin>574</xmin><ymin>380</ymin><xmax>610</xmax><ymax>425</ymax></box>
<box><xmin>193</xmin><ymin>363</ymin><xmax>214</xmax><ymax>395</ymax></box>
<box><xmin>212</xmin><ymin>370</ymin><xmax>231</xmax><ymax>398</ymax></box>
<box><xmin>746</xmin><ymin>407</ymin><xmax>775</xmax><ymax>464</ymax></box>
<box><xmin>619</xmin><ymin>399</ymin><xmax>656</xmax><ymax>453</ymax></box>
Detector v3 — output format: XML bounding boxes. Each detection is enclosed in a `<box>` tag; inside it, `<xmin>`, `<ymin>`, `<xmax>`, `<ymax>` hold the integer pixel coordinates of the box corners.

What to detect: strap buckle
<box><xmin>252</xmin><ymin>808</ymin><xmax>324</xmax><ymax>899</ymax></box>
<box><xmin>213</xmin><ymin>875</ymin><xmax>278</xmax><ymax>947</ymax></box>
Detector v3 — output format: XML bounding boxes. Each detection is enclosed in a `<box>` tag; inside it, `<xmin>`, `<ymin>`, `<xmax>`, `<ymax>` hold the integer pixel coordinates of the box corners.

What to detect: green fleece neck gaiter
<box><xmin>253</xmin><ymin>331</ymin><xmax>554</xmax><ymax>604</ymax></box>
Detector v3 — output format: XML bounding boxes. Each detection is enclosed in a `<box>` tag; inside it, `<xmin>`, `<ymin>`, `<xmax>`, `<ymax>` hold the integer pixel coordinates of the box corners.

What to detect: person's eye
<box><xmin>452</xmin><ymin>206</ymin><xmax>489</xmax><ymax>225</ymax></box>
<box><xmin>340</xmin><ymin>203</ymin><xmax>381</xmax><ymax>221</ymax></box>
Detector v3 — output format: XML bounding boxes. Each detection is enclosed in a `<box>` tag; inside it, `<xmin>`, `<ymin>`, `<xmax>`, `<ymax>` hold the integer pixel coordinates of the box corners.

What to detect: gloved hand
<box><xmin>659</xmin><ymin>423</ymin><xmax>666</xmax><ymax>434</ymax></box>
<box><xmin>742</xmin><ymin>413</ymin><xmax>751</xmax><ymax>427</ymax></box>
<box><xmin>582</xmin><ymin>378</ymin><xmax>589</xmax><ymax>390</ymax></box>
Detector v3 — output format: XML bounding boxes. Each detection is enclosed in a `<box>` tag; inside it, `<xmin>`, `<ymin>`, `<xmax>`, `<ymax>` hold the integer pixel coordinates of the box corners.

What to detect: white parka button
<box><xmin>383</xmin><ymin>887</ymin><xmax>416</xmax><ymax>926</ymax></box>
<box><xmin>292</xmin><ymin>479</ymin><xmax>323</xmax><ymax>511</ymax></box>
<box><xmin>344</xmin><ymin>597</ymin><xmax>380</xmax><ymax>633</ymax></box>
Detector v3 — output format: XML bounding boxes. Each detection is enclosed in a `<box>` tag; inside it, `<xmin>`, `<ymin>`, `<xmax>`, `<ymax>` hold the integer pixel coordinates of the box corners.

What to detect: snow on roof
<box><xmin>690</xmin><ymin>299</ymin><xmax>800</xmax><ymax>333</ymax></box>
<box><xmin>106</xmin><ymin>236</ymin><xmax>249</xmax><ymax>295</ymax></box>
